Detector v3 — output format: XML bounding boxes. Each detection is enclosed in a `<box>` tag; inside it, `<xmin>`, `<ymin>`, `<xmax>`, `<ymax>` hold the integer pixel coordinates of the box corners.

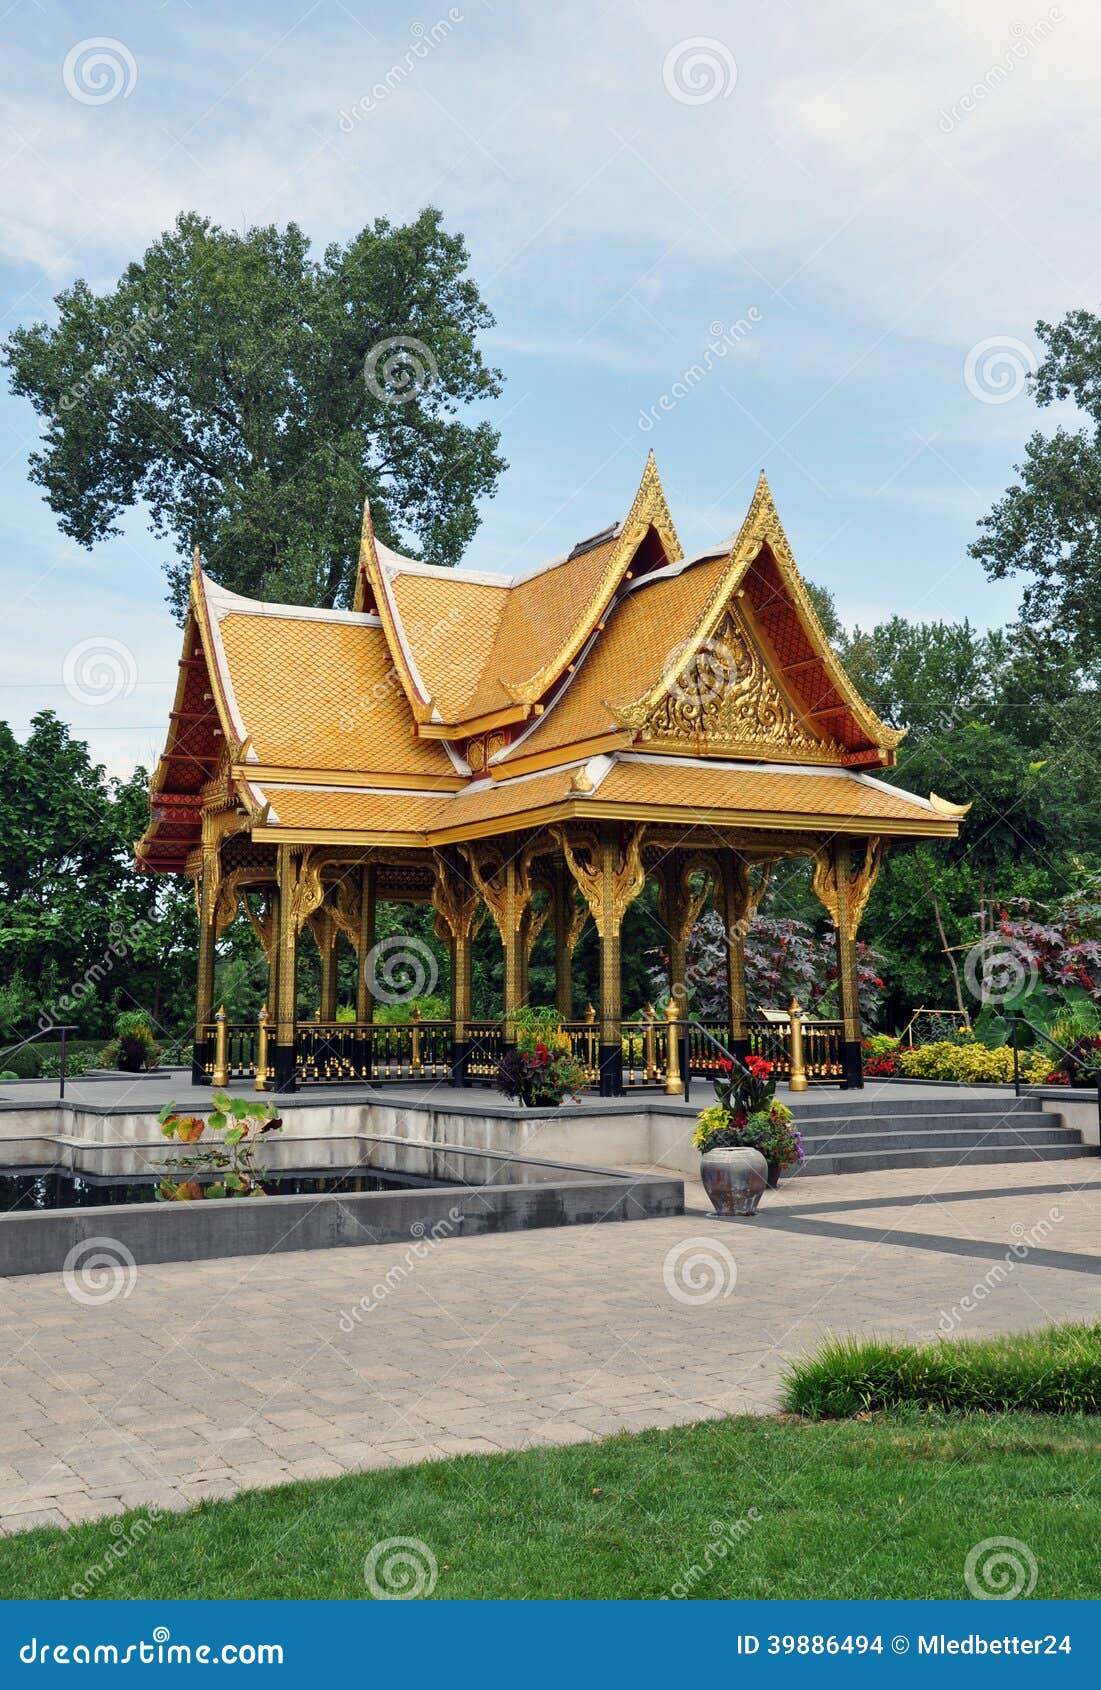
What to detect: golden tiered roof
<box><xmin>137</xmin><ymin>458</ymin><xmax>964</xmax><ymax>872</ymax></box>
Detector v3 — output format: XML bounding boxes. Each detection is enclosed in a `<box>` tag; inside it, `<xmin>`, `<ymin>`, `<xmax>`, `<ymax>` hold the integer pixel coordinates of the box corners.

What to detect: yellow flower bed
<box><xmin>898</xmin><ymin>1041</ymin><xmax>1051</xmax><ymax>1084</ymax></box>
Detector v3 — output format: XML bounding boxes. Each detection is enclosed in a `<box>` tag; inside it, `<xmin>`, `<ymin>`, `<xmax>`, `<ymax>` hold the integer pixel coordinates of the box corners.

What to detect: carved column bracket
<box><xmin>554</xmin><ymin>824</ymin><xmax>647</xmax><ymax>938</ymax></box>
<box><xmin>811</xmin><ymin>838</ymin><xmax>883</xmax><ymax>940</ymax></box>
<box><xmin>556</xmin><ymin>823</ymin><xmax>648</xmax><ymax>1096</ymax></box>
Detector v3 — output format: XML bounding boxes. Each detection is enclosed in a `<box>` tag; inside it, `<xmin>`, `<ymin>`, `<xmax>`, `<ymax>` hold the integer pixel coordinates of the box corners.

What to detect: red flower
<box><xmin>717</xmin><ymin>1058</ymin><xmax>733</xmax><ymax>1073</ymax></box>
<box><xmin>535</xmin><ymin>1041</ymin><xmax>549</xmax><ymax>1062</ymax></box>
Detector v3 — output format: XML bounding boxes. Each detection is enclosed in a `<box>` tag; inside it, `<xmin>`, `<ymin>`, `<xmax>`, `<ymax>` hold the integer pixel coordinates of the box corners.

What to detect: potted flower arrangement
<box><xmin>692</xmin><ymin>1053</ymin><xmax>804</xmax><ymax>1213</ymax></box>
<box><xmin>496</xmin><ymin>1008</ymin><xmax>587</xmax><ymax>1108</ymax></box>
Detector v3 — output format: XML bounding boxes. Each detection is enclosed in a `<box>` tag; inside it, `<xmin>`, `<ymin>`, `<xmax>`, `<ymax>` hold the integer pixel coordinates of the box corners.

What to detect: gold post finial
<box><xmin>254</xmin><ymin>1005</ymin><xmax>270</xmax><ymax>1091</ymax></box>
<box><xmin>788</xmin><ymin>996</ymin><xmax>808</xmax><ymax>1093</ymax></box>
<box><xmin>212</xmin><ymin>1004</ymin><xmax>229</xmax><ymax>1087</ymax></box>
<box><xmin>663</xmin><ymin>996</ymin><xmax>683</xmax><ymax>1095</ymax></box>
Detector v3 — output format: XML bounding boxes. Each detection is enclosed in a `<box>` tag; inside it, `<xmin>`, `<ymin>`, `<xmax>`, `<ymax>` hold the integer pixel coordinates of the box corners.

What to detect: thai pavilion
<box><xmin>137</xmin><ymin>456</ymin><xmax>965</xmax><ymax>1094</ymax></box>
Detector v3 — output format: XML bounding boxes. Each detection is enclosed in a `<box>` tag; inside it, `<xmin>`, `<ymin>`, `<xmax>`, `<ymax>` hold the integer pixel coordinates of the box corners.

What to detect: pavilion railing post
<box><xmin>664</xmin><ymin>999</ymin><xmax>683</xmax><ymax>1098</ymax></box>
<box><xmin>788</xmin><ymin>997</ymin><xmax>809</xmax><ymax>1093</ymax></box>
<box><xmin>59</xmin><ymin>1025</ymin><xmax>68</xmax><ymax>1102</ymax></box>
<box><xmin>643</xmin><ymin>1002</ymin><xmax>656</xmax><ymax>1083</ymax></box>
<box><xmin>255</xmin><ymin>1005</ymin><xmax>270</xmax><ymax>1092</ymax></box>
<box><xmin>212</xmin><ymin>1005</ymin><xmax>229</xmax><ymax>1088</ymax></box>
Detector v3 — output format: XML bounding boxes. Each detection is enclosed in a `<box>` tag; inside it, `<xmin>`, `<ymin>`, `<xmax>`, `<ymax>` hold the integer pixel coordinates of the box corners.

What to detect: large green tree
<box><xmin>0</xmin><ymin>713</ymin><xmax>196</xmax><ymax>1041</ymax></box>
<box><xmin>3</xmin><ymin>209</ymin><xmax>506</xmax><ymax>616</ymax></box>
<box><xmin>970</xmin><ymin>308</ymin><xmax>1101</xmax><ymax>666</ymax></box>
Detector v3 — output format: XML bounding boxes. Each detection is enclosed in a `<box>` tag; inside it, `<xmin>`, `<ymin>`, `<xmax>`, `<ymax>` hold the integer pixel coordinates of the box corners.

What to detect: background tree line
<box><xmin>3</xmin><ymin>213</ymin><xmax>1100</xmax><ymax>1043</ymax></box>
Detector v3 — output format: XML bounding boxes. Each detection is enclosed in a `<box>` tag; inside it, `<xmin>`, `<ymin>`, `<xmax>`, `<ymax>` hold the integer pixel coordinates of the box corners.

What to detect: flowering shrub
<box><xmin>897</xmin><ymin>1041</ymin><xmax>1050</xmax><ymax>1085</ymax></box>
<box><xmin>496</xmin><ymin>1008</ymin><xmax>587</xmax><ymax>1107</ymax></box>
<box><xmin>990</xmin><ymin>882</ymin><xmax>1101</xmax><ymax>1001</ymax></box>
<box><xmin>653</xmin><ymin>910</ymin><xmax>887</xmax><ymax>1023</ymax></box>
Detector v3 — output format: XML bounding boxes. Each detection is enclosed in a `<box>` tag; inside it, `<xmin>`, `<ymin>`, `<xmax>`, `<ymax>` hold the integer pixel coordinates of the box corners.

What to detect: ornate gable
<box><xmin>612</xmin><ymin>599</ymin><xmax>846</xmax><ymax>764</ymax></box>
<box><xmin>602</xmin><ymin>472</ymin><xmax>903</xmax><ymax>769</ymax></box>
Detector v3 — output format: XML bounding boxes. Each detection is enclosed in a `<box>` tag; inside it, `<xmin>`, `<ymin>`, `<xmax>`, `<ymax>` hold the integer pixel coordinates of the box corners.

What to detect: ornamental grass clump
<box><xmin>783</xmin><ymin>1324</ymin><xmax>1101</xmax><ymax>1418</ymax></box>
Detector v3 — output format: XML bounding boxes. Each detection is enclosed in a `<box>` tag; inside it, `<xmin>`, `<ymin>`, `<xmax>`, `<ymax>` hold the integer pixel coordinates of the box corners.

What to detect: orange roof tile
<box><xmin>214</xmin><ymin>605</ymin><xmax>454</xmax><ymax>780</ymax></box>
<box><xmin>594</xmin><ymin>759</ymin><xmax>944</xmax><ymax>825</ymax></box>
<box><xmin>509</xmin><ymin>554</ymin><xmax>729</xmax><ymax>760</ymax></box>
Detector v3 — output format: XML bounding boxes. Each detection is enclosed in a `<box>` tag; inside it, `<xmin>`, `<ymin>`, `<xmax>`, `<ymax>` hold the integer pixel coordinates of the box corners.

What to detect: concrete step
<box><xmin>791</xmin><ymin>1093</ymin><xmax>1047</xmax><ymax>1121</ymax></box>
<box><xmin>799</xmin><ymin>1110</ymin><xmax>1066</xmax><ymax>1142</ymax></box>
<box><xmin>801</xmin><ymin>1125</ymin><xmax>1080</xmax><ymax>1158</ymax></box>
<box><xmin>797</xmin><ymin>1141</ymin><xmax>1096</xmax><ymax>1177</ymax></box>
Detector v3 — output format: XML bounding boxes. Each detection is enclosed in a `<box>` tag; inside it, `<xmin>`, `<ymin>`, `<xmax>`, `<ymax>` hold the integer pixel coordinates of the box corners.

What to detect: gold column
<box><xmin>664</xmin><ymin>996</ymin><xmax>682</xmax><ymax>1096</ymax></box>
<box><xmin>788</xmin><ymin>997</ymin><xmax>808</xmax><ymax>1092</ymax></box>
<box><xmin>266</xmin><ymin>889</ymin><xmax>280</xmax><ymax>1030</ymax></box>
<box><xmin>355</xmin><ymin>863</ymin><xmax>376</xmax><ymax>1023</ymax></box>
<box><xmin>553</xmin><ymin>858</ymin><xmax>573</xmax><ymax>1018</ymax></box>
<box><xmin>556</xmin><ymin>823</ymin><xmax>646</xmax><ymax>1096</ymax></box>
<box><xmin>318</xmin><ymin>909</ymin><xmax>338</xmax><ymax>1021</ymax></box>
<box><xmin>212</xmin><ymin>1005</ymin><xmax>229</xmax><ymax>1088</ymax></box>
<box><xmin>811</xmin><ymin>838</ymin><xmax>883</xmax><ymax>1090</ymax></box>
<box><xmin>432</xmin><ymin>850</ymin><xmax>481</xmax><ymax>1084</ymax></box>
<box><xmin>832</xmin><ymin>842</ymin><xmax>863</xmax><ymax>1084</ymax></box>
<box><xmin>192</xmin><ymin>858</ymin><xmax>217</xmax><ymax>1082</ymax></box>
<box><xmin>273</xmin><ymin>845</ymin><xmax>300</xmax><ymax>1090</ymax></box>
<box><xmin>502</xmin><ymin>856</ymin><xmax>524</xmax><ymax>1038</ymax></box>
<box><xmin>461</xmin><ymin>844</ymin><xmax>534</xmax><ymax>1040</ymax></box>
<box><xmin>254</xmin><ymin>1005</ymin><xmax>270</xmax><ymax>1091</ymax></box>
<box><xmin>656</xmin><ymin>852</ymin><xmax>712</xmax><ymax>1019</ymax></box>
<box><xmin>720</xmin><ymin>853</ymin><xmax>768</xmax><ymax>1059</ymax></box>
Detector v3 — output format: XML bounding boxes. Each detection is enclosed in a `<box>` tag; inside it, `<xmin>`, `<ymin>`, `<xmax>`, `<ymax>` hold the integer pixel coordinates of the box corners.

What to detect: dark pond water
<box><xmin>0</xmin><ymin>1166</ymin><xmax>452</xmax><ymax>1212</ymax></box>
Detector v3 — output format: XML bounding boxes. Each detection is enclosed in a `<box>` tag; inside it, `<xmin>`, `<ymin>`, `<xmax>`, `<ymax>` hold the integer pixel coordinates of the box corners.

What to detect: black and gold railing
<box><xmin>199</xmin><ymin>1002</ymin><xmax>849</xmax><ymax>1091</ymax></box>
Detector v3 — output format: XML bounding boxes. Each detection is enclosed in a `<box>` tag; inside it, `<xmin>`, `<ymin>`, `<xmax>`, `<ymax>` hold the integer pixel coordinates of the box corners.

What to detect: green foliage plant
<box><xmin>157</xmin><ymin>1093</ymin><xmax>283</xmax><ymax>1200</ymax></box>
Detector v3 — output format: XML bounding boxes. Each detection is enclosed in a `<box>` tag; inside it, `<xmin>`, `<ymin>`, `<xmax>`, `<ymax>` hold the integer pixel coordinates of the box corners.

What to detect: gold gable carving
<box><xmin>611</xmin><ymin>602</ymin><xmax>845</xmax><ymax>763</ymax></box>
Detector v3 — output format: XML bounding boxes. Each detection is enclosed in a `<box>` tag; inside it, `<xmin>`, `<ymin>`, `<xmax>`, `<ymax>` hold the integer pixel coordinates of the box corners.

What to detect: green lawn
<box><xmin>2</xmin><ymin>1413</ymin><xmax>1099</xmax><ymax>1600</ymax></box>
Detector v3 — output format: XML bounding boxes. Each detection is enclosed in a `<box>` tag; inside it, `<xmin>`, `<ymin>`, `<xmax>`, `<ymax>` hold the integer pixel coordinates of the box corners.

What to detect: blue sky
<box><xmin>0</xmin><ymin>0</ymin><xmax>1093</xmax><ymax>776</ymax></box>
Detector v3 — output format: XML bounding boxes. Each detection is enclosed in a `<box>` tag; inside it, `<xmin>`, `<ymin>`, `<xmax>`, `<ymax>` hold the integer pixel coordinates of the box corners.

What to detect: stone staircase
<box><xmin>790</xmin><ymin>1092</ymin><xmax>1093</xmax><ymax>1177</ymax></box>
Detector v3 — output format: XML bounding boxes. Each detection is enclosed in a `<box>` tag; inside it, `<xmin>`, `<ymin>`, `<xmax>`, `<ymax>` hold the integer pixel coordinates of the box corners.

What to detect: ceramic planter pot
<box><xmin>700</xmin><ymin>1147</ymin><xmax>768</xmax><ymax>1216</ymax></box>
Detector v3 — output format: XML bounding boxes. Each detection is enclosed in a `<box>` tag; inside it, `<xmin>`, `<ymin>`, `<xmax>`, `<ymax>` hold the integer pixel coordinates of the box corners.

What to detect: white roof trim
<box><xmin>200</xmin><ymin>579</ymin><xmax>252</xmax><ymax>759</ymax></box>
<box><xmin>376</xmin><ymin>525</ymin><xmax>625</xmax><ymax>590</ymax></box>
<box><xmin>203</xmin><ymin>576</ymin><xmax>382</xmax><ymax>628</ymax></box>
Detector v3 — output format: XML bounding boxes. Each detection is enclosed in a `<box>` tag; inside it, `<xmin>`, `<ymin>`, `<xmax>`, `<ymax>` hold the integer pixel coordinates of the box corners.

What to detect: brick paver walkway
<box><xmin>1</xmin><ymin>1159</ymin><xmax>1098</xmax><ymax>1533</ymax></box>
